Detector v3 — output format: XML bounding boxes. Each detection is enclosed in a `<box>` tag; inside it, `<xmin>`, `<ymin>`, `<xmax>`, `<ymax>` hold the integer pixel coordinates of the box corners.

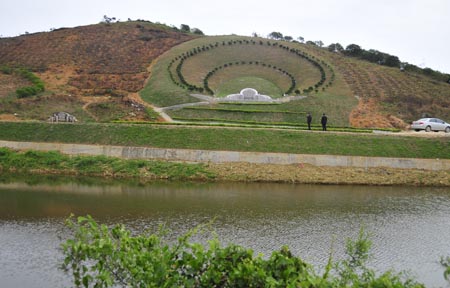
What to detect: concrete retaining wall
<box><xmin>1</xmin><ymin>140</ymin><xmax>449</xmax><ymax>171</ymax></box>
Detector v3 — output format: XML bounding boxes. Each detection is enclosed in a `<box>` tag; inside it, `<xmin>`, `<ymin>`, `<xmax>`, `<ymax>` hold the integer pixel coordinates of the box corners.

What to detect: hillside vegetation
<box><xmin>0</xmin><ymin>21</ymin><xmax>195</xmax><ymax>121</ymax></box>
<box><xmin>0</xmin><ymin>20</ymin><xmax>449</xmax><ymax>129</ymax></box>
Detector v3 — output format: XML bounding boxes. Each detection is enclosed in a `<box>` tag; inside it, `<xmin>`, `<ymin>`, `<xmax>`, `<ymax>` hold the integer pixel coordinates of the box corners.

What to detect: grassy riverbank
<box><xmin>0</xmin><ymin>122</ymin><xmax>449</xmax><ymax>159</ymax></box>
<box><xmin>1</xmin><ymin>148</ymin><xmax>449</xmax><ymax>186</ymax></box>
<box><xmin>0</xmin><ymin>148</ymin><xmax>214</xmax><ymax>181</ymax></box>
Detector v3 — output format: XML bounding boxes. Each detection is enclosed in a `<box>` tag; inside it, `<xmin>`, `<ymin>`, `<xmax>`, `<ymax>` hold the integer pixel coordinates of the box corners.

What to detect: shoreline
<box><xmin>2</xmin><ymin>162</ymin><xmax>449</xmax><ymax>187</ymax></box>
<box><xmin>206</xmin><ymin>162</ymin><xmax>450</xmax><ymax>187</ymax></box>
<box><xmin>0</xmin><ymin>141</ymin><xmax>449</xmax><ymax>187</ymax></box>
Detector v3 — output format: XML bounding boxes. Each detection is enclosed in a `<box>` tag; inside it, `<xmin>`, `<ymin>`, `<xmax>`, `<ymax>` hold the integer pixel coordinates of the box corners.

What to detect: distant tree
<box><xmin>344</xmin><ymin>44</ymin><xmax>363</xmax><ymax>57</ymax></box>
<box><xmin>252</xmin><ymin>32</ymin><xmax>260</xmax><ymax>37</ymax></box>
<box><xmin>297</xmin><ymin>36</ymin><xmax>305</xmax><ymax>43</ymax></box>
<box><xmin>315</xmin><ymin>40</ymin><xmax>324</xmax><ymax>47</ymax></box>
<box><xmin>268</xmin><ymin>31</ymin><xmax>283</xmax><ymax>40</ymax></box>
<box><xmin>360</xmin><ymin>49</ymin><xmax>385</xmax><ymax>63</ymax></box>
<box><xmin>102</xmin><ymin>15</ymin><xmax>116</xmax><ymax>24</ymax></box>
<box><xmin>191</xmin><ymin>28</ymin><xmax>204</xmax><ymax>35</ymax></box>
<box><xmin>327</xmin><ymin>43</ymin><xmax>344</xmax><ymax>52</ymax></box>
<box><xmin>284</xmin><ymin>36</ymin><xmax>293</xmax><ymax>41</ymax></box>
<box><xmin>180</xmin><ymin>24</ymin><xmax>190</xmax><ymax>33</ymax></box>
<box><xmin>422</xmin><ymin>68</ymin><xmax>434</xmax><ymax>76</ymax></box>
<box><xmin>384</xmin><ymin>55</ymin><xmax>401</xmax><ymax>67</ymax></box>
<box><xmin>306</xmin><ymin>41</ymin><xmax>317</xmax><ymax>46</ymax></box>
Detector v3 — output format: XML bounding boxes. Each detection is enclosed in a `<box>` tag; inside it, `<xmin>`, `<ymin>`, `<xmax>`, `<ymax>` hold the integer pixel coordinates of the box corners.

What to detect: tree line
<box><xmin>266</xmin><ymin>31</ymin><xmax>450</xmax><ymax>83</ymax></box>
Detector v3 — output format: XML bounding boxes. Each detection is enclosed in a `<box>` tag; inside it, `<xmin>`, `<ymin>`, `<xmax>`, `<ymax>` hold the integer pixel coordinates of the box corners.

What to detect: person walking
<box><xmin>321</xmin><ymin>113</ymin><xmax>328</xmax><ymax>131</ymax></box>
<box><xmin>306</xmin><ymin>112</ymin><xmax>312</xmax><ymax>130</ymax></box>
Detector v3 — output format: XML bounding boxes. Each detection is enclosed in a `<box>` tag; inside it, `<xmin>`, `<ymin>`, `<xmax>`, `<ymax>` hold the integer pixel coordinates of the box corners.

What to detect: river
<box><xmin>0</xmin><ymin>176</ymin><xmax>449</xmax><ymax>287</ymax></box>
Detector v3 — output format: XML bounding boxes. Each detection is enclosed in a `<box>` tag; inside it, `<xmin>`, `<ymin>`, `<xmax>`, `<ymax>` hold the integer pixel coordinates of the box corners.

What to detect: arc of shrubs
<box><xmin>203</xmin><ymin>61</ymin><xmax>296</xmax><ymax>95</ymax></box>
<box><xmin>168</xmin><ymin>39</ymin><xmax>332</xmax><ymax>94</ymax></box>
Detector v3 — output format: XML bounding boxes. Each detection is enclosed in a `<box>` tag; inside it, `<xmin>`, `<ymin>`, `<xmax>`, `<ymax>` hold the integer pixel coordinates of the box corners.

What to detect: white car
<box><xmin>411</xmin><ymin>118</ymin><xmax>450</xmax><ymax>133</ymax></box>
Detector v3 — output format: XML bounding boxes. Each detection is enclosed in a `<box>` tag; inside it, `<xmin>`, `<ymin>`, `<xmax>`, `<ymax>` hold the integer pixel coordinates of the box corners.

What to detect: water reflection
<box><xmin>0</xmin><ymin>175</ymin><xmax>449</xmax><ymax>287</ymax></box>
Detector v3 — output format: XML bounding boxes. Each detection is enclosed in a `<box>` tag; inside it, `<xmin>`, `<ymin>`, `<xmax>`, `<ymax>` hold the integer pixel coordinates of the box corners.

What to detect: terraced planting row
<box><xmin>142</xmin><ymin>36</ymin><xmax>353</xmax><ymax>127</ymax></box>
<box><xmin>330</xmin><ymin>53</ymin><xmax>450</xmax><ymax>121</ymax></box>
<box><xmin>168</xmin><ymin>38</ymin><xmax>335</xmax><ymax>97</ymax></box>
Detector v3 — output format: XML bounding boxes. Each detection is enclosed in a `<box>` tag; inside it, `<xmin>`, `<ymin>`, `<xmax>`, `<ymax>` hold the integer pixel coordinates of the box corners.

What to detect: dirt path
<box><xmin>126</xmin><ymin>92</ymin><xmax>174</xmax><ymax>122</ymax></box>
<box><xmin>81</xmin><ymin>96</ymin><xmax>110</xmax><ymax>122</ymax></box>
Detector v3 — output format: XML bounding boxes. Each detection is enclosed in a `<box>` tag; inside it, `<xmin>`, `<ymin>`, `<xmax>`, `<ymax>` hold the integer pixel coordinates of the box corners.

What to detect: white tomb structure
<box><xmin>225</xmin><ymin>88</ymin><xmax>273</xmax><ymax>102</ymax></box>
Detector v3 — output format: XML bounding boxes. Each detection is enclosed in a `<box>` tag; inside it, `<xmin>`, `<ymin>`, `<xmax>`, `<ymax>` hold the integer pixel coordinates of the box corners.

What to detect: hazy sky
<box><xmin>1</xmin><ymin>0</ymin><xmax>449</xmax><ymax>73</ymax></box>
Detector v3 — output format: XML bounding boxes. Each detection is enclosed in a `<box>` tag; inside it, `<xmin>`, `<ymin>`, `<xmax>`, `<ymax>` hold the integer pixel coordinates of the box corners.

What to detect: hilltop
<box><xmin>0</xmin><ymin>20</ymin><xmax>449</xmax><ymax>128</ymax></box>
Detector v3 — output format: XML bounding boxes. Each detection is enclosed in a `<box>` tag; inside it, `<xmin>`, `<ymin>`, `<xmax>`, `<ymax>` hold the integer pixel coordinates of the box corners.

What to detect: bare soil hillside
<box><xmin>0</xmin><ymin>21</ymin><xmax>195</xmax><ymax>121</ymax></box>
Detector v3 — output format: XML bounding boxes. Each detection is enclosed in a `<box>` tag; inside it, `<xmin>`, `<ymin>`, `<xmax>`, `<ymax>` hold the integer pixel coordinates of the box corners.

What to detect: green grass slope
<box><xmin>141</xmin><ymin>34</ymin><xmax>449</xmax><ymax>129</ymax></box>
<box><xmin>141</xmin><ymin>35</ymin><xmax>355</xmax><ymax>127</ymax></box>
<box><xmin>0</xmin><ymin>122</ymin><xmax>448</xmax><ymax>159</ymax></box>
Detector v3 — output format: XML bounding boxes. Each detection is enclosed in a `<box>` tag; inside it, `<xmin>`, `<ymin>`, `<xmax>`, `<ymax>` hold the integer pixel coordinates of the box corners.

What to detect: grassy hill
<box><xmin>0</xmin><ymin>21</ymin><xmax>449</xmax><ymax>129</ymax></box>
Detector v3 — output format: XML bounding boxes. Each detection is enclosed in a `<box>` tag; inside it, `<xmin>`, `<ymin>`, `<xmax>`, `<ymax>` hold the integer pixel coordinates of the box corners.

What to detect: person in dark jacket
<box><xmin>306</xmin><ymin>112</ymin><xmax>312</xmax><ymax>130</ymax></box>
<box><xmin>321</xmin><ymin>113</ymin><xmax>328</xmax><ymax>131</ymax></box>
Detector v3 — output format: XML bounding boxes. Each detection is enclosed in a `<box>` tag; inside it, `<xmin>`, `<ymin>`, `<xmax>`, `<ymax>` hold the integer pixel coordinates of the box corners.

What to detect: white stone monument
<box><xmin>225</xmin><ymin>88</ymin><xmax>273</xmax><ymax>102</ymax></box>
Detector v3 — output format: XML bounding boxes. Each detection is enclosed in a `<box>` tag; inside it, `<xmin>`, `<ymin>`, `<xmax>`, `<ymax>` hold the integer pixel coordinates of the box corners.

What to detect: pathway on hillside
<box><xmin>82</xmin><ymin>96</ymin><xmax>109</xmax><ymax>122</ymax></box>
<box><xmin>126</xmin><ymin>92</ymin><xmax>174</xmax><ymax>122</ymax></box>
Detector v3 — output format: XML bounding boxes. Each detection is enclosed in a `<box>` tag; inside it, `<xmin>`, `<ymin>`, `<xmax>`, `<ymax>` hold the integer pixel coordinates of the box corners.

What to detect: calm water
<box><xmin>1</xmin><ymin>177</ymin><xmax>450</xmax><ymax>287</ymax></box>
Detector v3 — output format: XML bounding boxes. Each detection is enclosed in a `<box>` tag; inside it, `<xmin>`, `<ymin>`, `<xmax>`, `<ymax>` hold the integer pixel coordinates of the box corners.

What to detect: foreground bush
<box><xmin>62</xmin><ymin>216</ymin><xmax>425</xmax><ymax>287</ymax></box>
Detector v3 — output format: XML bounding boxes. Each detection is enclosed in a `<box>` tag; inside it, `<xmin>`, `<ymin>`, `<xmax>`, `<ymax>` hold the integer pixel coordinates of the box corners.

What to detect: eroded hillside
<box><xmin>0</xmin><ymin>21</ymin><xmax>195</xmax><ymax>121</ymax></box>
<box><xmin>301</xmin><ymin>45</ymin><xmax>450</xmax><ymax>127</ymax></box>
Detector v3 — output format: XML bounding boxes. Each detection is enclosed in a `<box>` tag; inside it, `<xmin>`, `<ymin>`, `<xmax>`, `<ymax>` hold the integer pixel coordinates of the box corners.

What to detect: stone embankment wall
<box><xmin>1</xmin><ymin>140</ymin><xmax>449</xmax><ymax>171</ymax></box>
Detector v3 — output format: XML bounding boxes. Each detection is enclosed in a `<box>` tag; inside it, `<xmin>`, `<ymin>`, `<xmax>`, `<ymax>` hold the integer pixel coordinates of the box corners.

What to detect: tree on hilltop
<box><xmin>344</xmin><ymin>44</ymin><xmax>363</xmax><ymax>57</ymax></box>
<box><xmin>268</xmin><ymin>31</ymin><xmax>283</xmax><ymax>40</ymax></box>
<box><xmin>191</xmin><ymin>28</ymin><xmax>204</xmax><ymax>35</ymax></box>
<box><xmin>384</xmin><ymin>55</ymin><xmax>401</xmax><ymax>67</ymax></box>
<box><xmin>328</xmin><ymin>43</ymin><xmax>344</xmax><ymax>52</ymax></box>
<box><xmin>102</xmin><ymin>15</ymin><xmax>117</xmax><ymax>24</ymax></box>
<box><xmin>315</xmin><ymin>40</ymin><xmax>324</xmax><ymax>47</ymax></box>
<box><xmin>180</xmin><ymin>24</ymin><xmax>190</xmax><ymax>33</ymax></box>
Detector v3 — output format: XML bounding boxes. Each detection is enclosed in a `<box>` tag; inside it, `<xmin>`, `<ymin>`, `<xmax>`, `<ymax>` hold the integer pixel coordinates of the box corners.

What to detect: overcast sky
<box><xmin>1</xmin><ymin>0</ymin><xmax>449</xmax><ymax>73</ymax></box>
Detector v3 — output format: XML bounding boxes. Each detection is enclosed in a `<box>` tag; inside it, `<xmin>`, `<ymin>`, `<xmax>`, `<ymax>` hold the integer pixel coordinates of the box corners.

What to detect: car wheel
<box><xmin>425</xmin><ymin>126</ymin><xmax>432</xmax><ymax>132</ymax></box>
<box><xmin>445</xmin><ymin>127</ymin><xmax>450</xmax><ymax>133</ymax></box>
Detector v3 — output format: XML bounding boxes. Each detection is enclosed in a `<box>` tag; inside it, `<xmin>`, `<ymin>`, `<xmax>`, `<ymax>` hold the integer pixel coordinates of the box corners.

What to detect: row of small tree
<box><xmin>267</xmin><ymin>31</ymin><xmax>449</xmax><ymax>83</ymax></box>
<box><xmin>168</xmin><ymin>38</ymin><xmax>334</xmax><ymax>95</ymax></box>
<box><xmin>332</xmin><ymin>43</ymin><xmax>401</xmax><ymax>67</ymax></box>
<box><xmin>202</xmin><ymin>61</ymin><xmax>297</xmax><ymax>95</ymax></box>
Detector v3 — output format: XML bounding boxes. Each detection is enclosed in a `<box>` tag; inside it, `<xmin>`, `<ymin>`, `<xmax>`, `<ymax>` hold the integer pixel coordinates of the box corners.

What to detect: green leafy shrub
<box><xmin>0</xmin><ymin>65</ymin><xmax>13</xmax><ymax>74</ymax></box>
<box><xmin>62</xmin><ymin>216</ymin><xmax>426</xmax><ymax>288</ymax></box>
<box><xmin>16</xmin><ymin>86</ymin><xmax>39</xmax><ymax>98</ymax></box>
<box><xmin>7</xmin><ymin>67</ymin><xmax>46</xmax><ymax>98</ymax></box>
